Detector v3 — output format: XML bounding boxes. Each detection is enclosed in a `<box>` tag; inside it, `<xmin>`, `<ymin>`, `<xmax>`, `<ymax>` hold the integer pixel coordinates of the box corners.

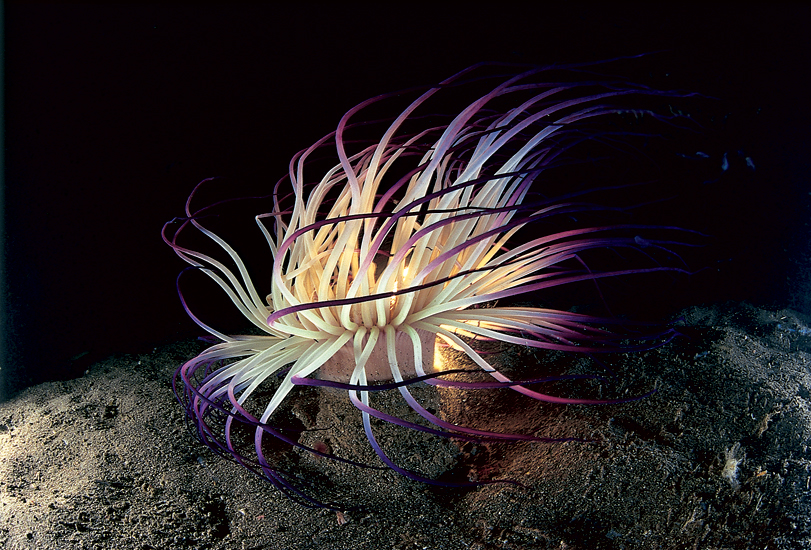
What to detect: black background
<box><xmin>3</xmin><ymin>3</ymin><xmax>810</xmax><ymax>399</ymax></box>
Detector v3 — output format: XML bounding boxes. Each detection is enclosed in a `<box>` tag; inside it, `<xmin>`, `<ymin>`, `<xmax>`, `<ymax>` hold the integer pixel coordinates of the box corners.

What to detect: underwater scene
<box><xmin>2</xmin><ymin>5</ymin><xmax>810</xmax><ymax>549</ymax></box>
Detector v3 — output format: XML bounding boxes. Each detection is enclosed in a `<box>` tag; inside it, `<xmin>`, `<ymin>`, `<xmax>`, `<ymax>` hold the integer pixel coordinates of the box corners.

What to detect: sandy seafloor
<box><xmin>1</xmin><ymin>302</ymin><xmax>811</xmax><ymax>550</ymax></box>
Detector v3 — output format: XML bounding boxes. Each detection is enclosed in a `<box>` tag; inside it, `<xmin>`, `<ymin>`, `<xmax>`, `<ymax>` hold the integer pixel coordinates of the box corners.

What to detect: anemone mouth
<box><xmin>163</xmin><ymin>59</ymin><xmax>698</xmax><ymax>507</ymax></box>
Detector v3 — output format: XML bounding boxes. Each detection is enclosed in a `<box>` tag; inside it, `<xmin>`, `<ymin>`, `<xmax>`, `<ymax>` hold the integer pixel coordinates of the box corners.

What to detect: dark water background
<box><xmin>3</xmin><ymin>4</ymin><xmax>810</xmax><ymax>399</ymax></box>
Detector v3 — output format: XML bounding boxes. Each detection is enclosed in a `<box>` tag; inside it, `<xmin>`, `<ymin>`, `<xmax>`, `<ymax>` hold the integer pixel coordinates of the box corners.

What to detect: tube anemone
<box><xmin>163</xmin><ymin>61</ymin><xmax>694</xmax><ymax>507</ymax></box>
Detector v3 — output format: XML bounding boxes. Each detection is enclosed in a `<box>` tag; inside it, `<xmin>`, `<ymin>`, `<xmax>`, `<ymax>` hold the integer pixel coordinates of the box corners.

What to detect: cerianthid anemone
<box><xmin>163</xmin><ymin>60</ymin><xmax>696</xmax><ymax>508</ymax></box>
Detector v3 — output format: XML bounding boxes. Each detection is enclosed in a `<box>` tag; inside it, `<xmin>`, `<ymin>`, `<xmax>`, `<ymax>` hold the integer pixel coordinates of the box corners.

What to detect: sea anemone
<box><xmin>163</xmin><ymin>60</ymin><xmax>692</xmax><ymax>507</ymax></box>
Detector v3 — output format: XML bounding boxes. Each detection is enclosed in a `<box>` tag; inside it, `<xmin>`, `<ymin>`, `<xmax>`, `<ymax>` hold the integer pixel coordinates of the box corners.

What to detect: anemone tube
<box><xmin>163</xmin><ymin>61</ymin><xmax>694</xmax><ymax>507</ymax></box>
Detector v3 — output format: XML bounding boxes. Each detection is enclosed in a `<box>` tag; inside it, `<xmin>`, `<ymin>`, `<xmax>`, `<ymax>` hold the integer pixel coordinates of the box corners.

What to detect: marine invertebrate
<box><xmin>721</xmin><ymin>442</ymin><xmax>744</xmax><ymax>489</ymax></box>
<box><xmin>163</xmin><ymin>61</ymin><xmax>692</xmax><ymax>507</ymax></box>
